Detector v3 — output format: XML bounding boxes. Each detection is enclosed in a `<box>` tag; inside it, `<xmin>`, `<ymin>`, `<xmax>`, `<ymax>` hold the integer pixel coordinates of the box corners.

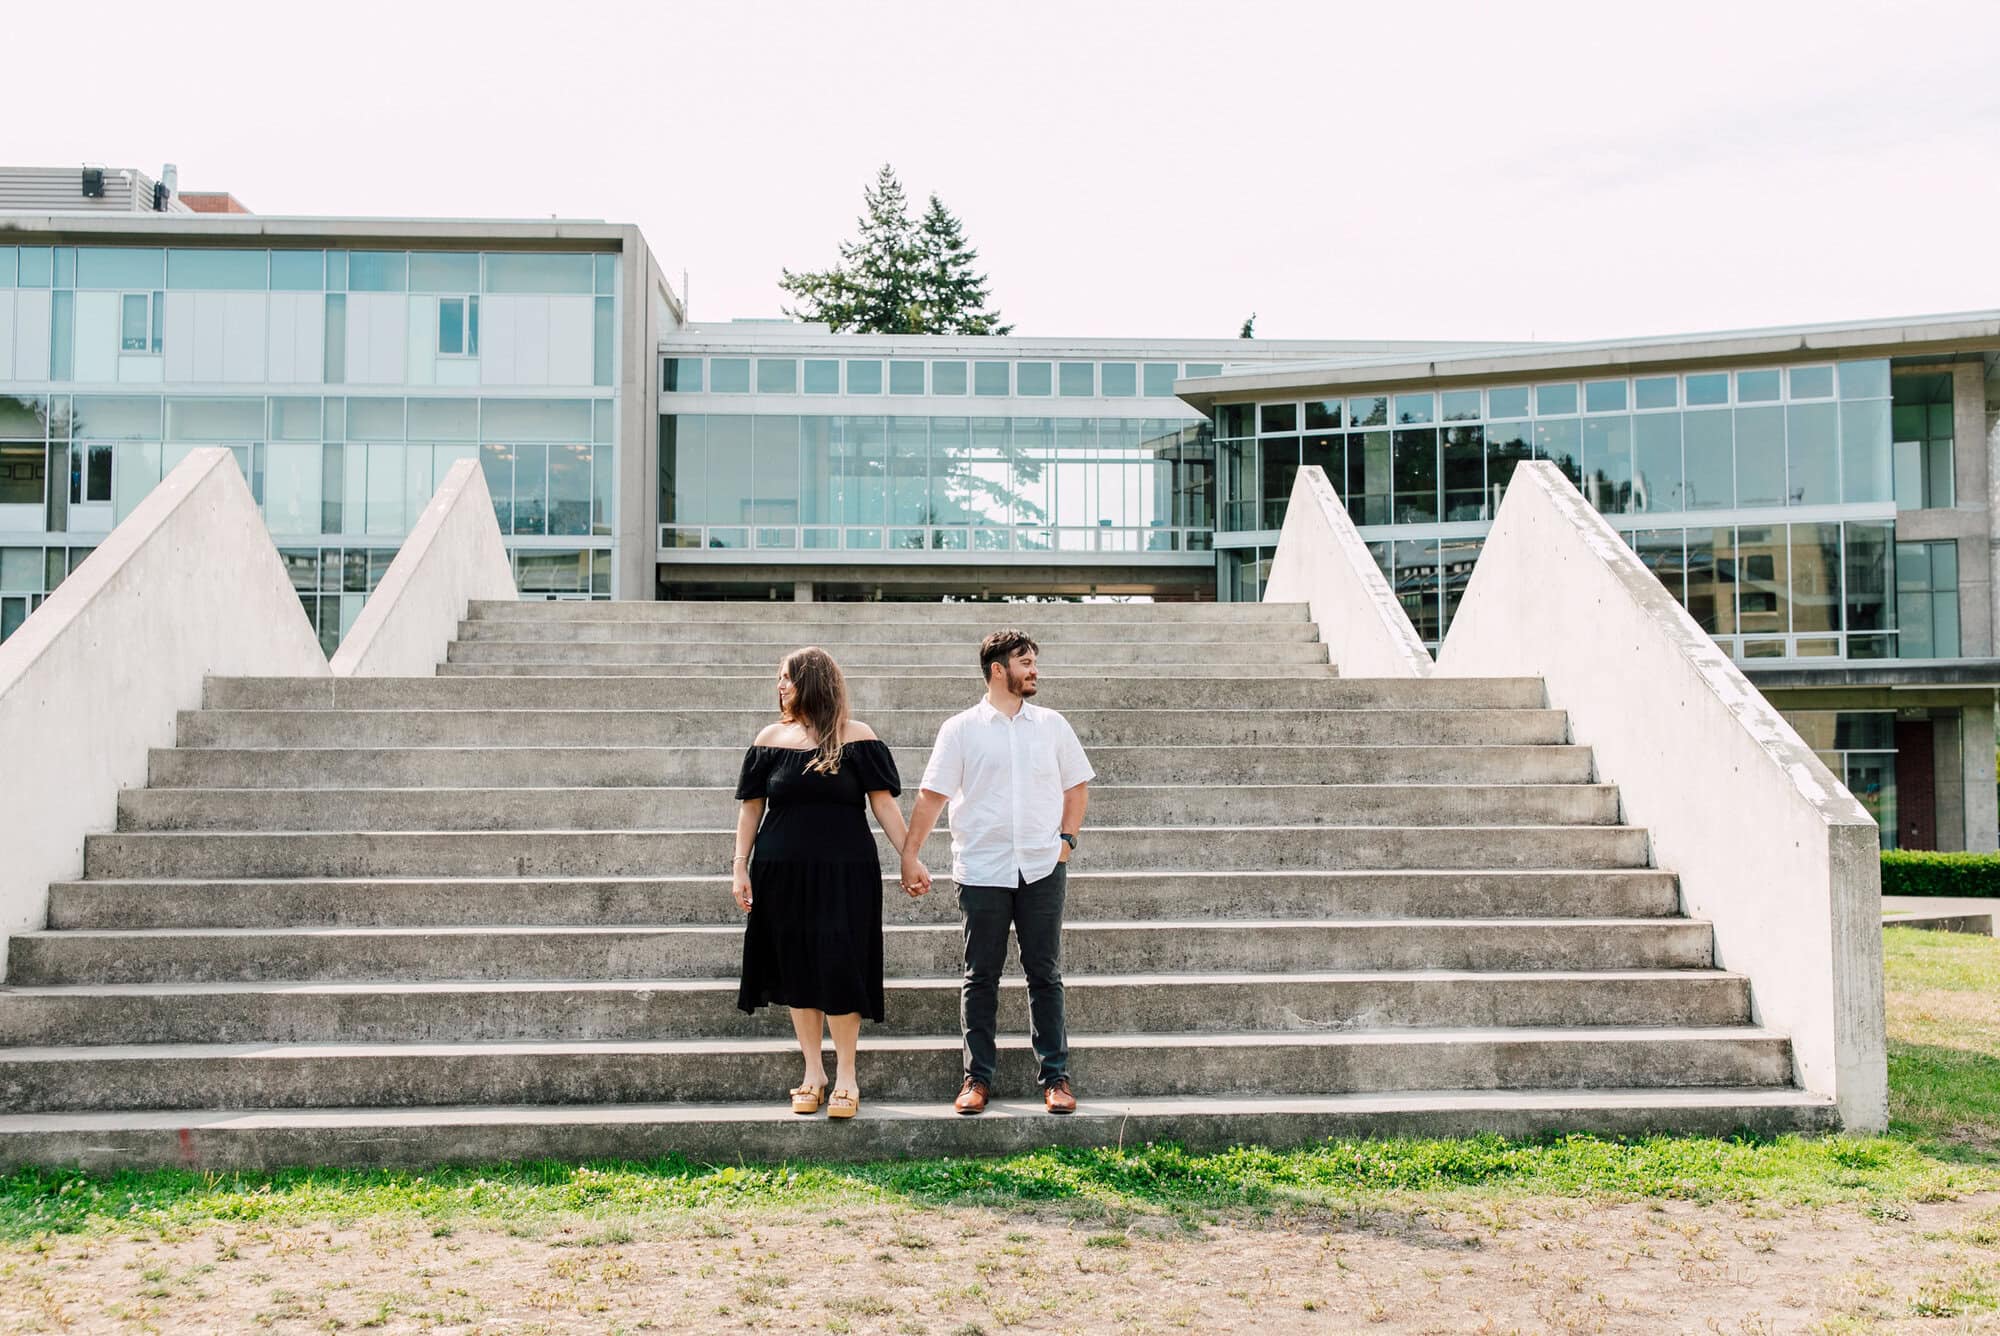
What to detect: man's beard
<box><xmin>1010</xmin><ymin>666</ymin><xmax>1038</xmax><ymax>697</ymax></box>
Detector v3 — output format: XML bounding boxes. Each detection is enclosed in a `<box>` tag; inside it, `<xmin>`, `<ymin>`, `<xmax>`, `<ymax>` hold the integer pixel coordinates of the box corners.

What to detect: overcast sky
<box><xmin>15</xmin><ymin>0</ymin><xmax>2000</xmax><ymax>343</ymax></box>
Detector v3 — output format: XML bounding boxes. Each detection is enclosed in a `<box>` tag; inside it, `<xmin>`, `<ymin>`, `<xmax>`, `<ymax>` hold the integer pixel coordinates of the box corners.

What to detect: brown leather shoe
<box><xmin>954</xmin><ymin>1076</ymin><xmax>990</xmax><ymax>1115</ymax></box>
<box><xmin>1043</xmin><ymin>1077</ymin><xmax>1076</xmax><ymax>1115</ymax></box>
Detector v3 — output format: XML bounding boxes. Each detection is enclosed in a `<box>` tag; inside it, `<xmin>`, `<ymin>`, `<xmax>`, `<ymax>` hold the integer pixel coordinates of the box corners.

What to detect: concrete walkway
<box><xmin>1883</xmin><ymin>895</ymin><xmax>1996</xmax><ymax>934</ymax></box>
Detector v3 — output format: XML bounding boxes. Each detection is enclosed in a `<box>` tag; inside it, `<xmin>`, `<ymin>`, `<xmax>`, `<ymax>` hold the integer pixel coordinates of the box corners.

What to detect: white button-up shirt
<box><xmin>918</xmin><ymin>698</ymin><xmax>1095</xmax><ymax>888</ymax></box>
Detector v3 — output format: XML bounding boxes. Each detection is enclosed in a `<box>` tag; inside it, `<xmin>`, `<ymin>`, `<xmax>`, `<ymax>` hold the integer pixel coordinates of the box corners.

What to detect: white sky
<box><xmin>15</xmin><ymin>0</ymin><xmax>2000</xmax><ymax>343</ymax></box>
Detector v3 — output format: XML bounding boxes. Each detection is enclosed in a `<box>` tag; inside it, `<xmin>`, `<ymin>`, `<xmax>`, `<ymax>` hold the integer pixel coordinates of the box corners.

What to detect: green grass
<box><xmin>1</xmin><ymin>929</ymin><xmax>1995</xmax><ymax>1240</ymax></box>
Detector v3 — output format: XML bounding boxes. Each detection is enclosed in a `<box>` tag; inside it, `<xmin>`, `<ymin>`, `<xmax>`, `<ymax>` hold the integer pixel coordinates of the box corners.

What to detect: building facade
<box><xmin>3</xmin><ymin>167</ymin><xmax>1995</xmax><ymax>851</ymax></box>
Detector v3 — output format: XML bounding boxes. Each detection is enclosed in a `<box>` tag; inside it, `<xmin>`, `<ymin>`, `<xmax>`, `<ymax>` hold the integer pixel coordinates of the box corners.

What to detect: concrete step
<box><xmin>0</xmin><ymin>971</ymin><xmax>1754</xmax><ymax>1046</ymax></box>
<box><xmin>0</xmin><ymin>1089</ymin><xmax>1842</xmax><ymax>1170</ymax></box>
<box><xmin>176</xmin><ymin>707</ymin><xmax>1573</xmax><ymax>749</ymax></box>
<box><xmin>454</xmin><ymin>619</ymin><xmax>1324</xmax><ymax>645</ymax></box>
<box><xmin>0</xmin><ymin>1027</ymin><xmax>1793</xmax><ymax>1111</ymax></box>
<box><xmin>6</xmin><ymin>918</ymin><xmax>1711</xmax><ymax>985</ymax></box>
<box><xmin>200</xmin><ymin>676</ymin><xmax>1547</xmax><ymax>712</ymax></box>
<box><xmin>437</xmin><ymin>660</ymin><xmax>1345</xmax><ymax>679</ymax></box>
<box><xmin>467</xmin><ymin>600</ymin><xmax>1314</xmax><ymax>625</ymax></box>
<box><xmin>47</xmin><ymin>869</ymin><xmax>1684</xmax><ymax>930</ymax></box>
<box><xmin>79</xmin><ymin>825</ymin><xmax>1652</xmax><ymax>879</ymax></box>
<box><xmin>116</xmin><ymin>784</ymin><xmax>1625</xmax><ymax>833</ymax></box>
<box><xmin>445</xmin><ymin>637</ymin><xmax>1333</xmax><ymax>667</ymax></box>
<box><xmin>147</xmin><ymin>743</ymin><xmax>1600</xmax><ymax>791</ymax></box>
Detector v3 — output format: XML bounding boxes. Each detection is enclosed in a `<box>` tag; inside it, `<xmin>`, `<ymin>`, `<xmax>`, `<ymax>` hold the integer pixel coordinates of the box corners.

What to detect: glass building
<box><xmin>2</xmin><ymin>170</ymin><xmax>1994</xmax><ymax>852</ymax></box>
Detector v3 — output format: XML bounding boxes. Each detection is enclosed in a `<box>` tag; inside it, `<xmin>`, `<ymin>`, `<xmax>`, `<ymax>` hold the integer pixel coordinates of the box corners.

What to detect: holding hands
<box><xmin>899</xmin><ymin>850</ymin><xmax>933</xmax><ymax>897</ymax></box>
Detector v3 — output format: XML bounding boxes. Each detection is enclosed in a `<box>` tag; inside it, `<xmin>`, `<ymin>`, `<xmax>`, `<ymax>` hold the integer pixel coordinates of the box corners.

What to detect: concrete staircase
<box><xmin>0</xmin><ymin>600</ymin><xmax>1834</xmax><ymax>1168</ymax></box>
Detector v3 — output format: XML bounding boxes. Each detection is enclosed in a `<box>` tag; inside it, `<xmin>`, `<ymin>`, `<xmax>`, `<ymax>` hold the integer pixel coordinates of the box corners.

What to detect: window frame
<box><xmin>437</xmin><ymin>295</ymin><xmax>480</xmax><ymax>359</ymax></box>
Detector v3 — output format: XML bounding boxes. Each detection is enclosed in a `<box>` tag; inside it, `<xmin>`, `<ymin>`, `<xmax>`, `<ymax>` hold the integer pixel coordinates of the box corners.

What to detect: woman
<box><xmin>732</xmin><ymin>646</ymin><xmax>918</xmax><ymax>1120</ymax></box>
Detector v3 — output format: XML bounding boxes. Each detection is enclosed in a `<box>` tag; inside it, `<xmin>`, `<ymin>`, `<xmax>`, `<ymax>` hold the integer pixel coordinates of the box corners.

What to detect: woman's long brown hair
<box><xmin>780</xmin><ymin>646</ymin><xmax>848</xmax><ymax>775</ymax></box>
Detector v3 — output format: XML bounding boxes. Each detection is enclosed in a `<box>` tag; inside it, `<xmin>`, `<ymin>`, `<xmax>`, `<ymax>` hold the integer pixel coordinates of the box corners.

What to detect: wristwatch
<box><xmin>1059</xmin><ymin>833</ymin><xmax>1078</xmax><ymax>851</ymax></box>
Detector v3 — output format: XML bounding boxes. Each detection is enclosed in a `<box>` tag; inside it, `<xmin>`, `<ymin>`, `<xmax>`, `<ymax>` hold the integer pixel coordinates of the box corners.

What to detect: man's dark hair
<box><xmin>979</xmin><ymin>628</ymin><xmax>1040</xmax><ymax>682</ymax></box>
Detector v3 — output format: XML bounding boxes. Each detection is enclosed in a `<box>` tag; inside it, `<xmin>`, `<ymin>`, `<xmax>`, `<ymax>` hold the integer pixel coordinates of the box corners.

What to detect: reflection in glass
<box><xmin>1633</xmin><ymin>529</ymin><xmax>1687</xmax><ymax>601</ymax></box>
<box><xmin>1735</xmin><ymin>525</ymin><xmax>1788</xmax><ymax>635</ymax></box>
<box><xmin>1443</xmin><ymin>425</ymin><xmax>1484</xmax><ymax>520</ymax></box>
<box><xmin>1259</xmin><ymin>403</ymin><xmax>1297</xmax><ymax>434</ymax></box>
<box><xmin>1392</xmin><ymin>428</ymin><xmax>1438</xmax><ymax>523</ymax></box>
<box><xmin>1789</xmin><ymin>522</ymin><xmax>1841</xmax><ymax>633</ymax></box>
<box><xmin>1346</xmin><ymin>431</ymin><xmax>1390</xmax><ymax>526</ymax></box>
<box><xmin>1843</xmin><ymin>520</ymin><xmax>1894</xmax><ymax>645</ymax></box>
<box><xmin>1260</xmin><ymin>435</ymin><xmax>1297</xmax><ymax>529</ymax></box>
<box><xmin>1441</xmin><ymin>536</ymin><xmax>1482</xmax><ymax>632</ymax></box>
<box><xmin>1394</xmin><ymin>393</ymin><xmax>1433</xmax><ymax>425</ymax></box>
<box><xmin>1533</xmin><ymin>418</ymin><xmax>1581</xmax><ymax>486</ymax></box>
<box><xmin>1394</xmin><ymin>539</ymin><xmax>1441</xmax><ymax>643</ymax></box>
<box><xmin>1632</xmin><ymin>412</ymin><xmax>1682</xmax><ymax>512</ymax></box>
<box><xmin>1686</xmin><ymin>527</ymin><xmax>1736</xmax><ymax>634</ymax></box>
<box><xmin>1581</xmin><ymin>415</ymin><xmax>1632</xmax><ymax>513</ymax></box>
<box><xmin>1305</xmin><ymin>400</ymin><xmax>1342</xmax><ymax>430</ymax></box>
<box><xmin>1485</xmin><ymin>421</ymin><xmax>1530</xmax><ymax>512</ymax></box>
<box><xmin>1348</xmin><ymin>396</ymin><xmax>1387</xmax><ymax>428</ymax></box>
<box><xmin>1734</xmin><ymin>406</ymin><xmax>1784</xmax><ymax>507</ymax></box>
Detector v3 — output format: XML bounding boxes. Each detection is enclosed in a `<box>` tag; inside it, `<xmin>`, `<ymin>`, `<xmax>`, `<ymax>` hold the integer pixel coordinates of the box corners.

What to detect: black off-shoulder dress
<box><xmin>734</xmin><ymin>739</ymin><xmax>901</xmax><ymax>1022</ymax></box>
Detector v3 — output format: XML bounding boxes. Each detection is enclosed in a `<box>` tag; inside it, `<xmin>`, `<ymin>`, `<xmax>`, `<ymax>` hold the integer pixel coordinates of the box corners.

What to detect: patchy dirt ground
<box><xmin>2</xmin><ymin>1192</ymin><xmax>1997</xmax><ymax>1335</ymax></box>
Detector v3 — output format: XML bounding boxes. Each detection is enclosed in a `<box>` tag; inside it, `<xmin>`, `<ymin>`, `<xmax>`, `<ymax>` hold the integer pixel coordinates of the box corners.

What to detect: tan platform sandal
<box><xmin>826</xmin><ymin>1089</ymin><xmax>859</xmax><ymax>1120</ymax></box>
<box><xmin>790</xmin><ymin>1084</ymin><xmax>828</xmax><ymax>1115</ymax></box>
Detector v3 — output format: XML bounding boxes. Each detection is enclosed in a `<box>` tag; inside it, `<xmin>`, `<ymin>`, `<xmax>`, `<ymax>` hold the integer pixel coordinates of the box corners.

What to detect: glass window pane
<box><xmin>1535</xmin><ymin>383</ymin><xmax>1578</xmax><ymax>416</ymax></box>
<box><xmin>1394</xmin><ymin>392</ymin><xmax>1434</xmax><ymax>425</ymax></box>
<box><xmin>0</xmin><ymin>443</ymin><xmax>42</xmax><ymax>506</ymax></box>
<box><xmin>270</xmin><ymin>251</ymin><xmax>323</xmax><ymax>291</ymax></box>
<box><xmin>1183</xmin><ymin>363</ymin><xmax>1223</xmax><ymax>379</ymax></box>
<box><xmin>0</xmin><ymin>248</ymin><xmax>16</xmax><ymax>287</ymax></box>
<box><xmin>710</xmin><ymin>358</ymin><xmax>750</xmax><ymax>393</ymax></box>
<box><xmin>803</xmin><ymin>359</ymin><xmax>840</xmax><ymax>394</ymax></box>
<box><xmin>974</xmin><ymin>361</ymin><xmax>1010</xmax><ymax>396</ymax></box>
<box><xmin>482</xmin><ymin>253</ymin><xmax>595</xmax><ymax>293</ymax></box>
<box><xmin>1058</xmin><ymin>362</ymin><xmax>1094</xmax><ymax>397</ymax></box>
<box><xmin>166</xmin><ymin>397</ymin><xmax>264</xmax><ymax>441</ymax></box>
<box><xmin>663</xmin><ymin>357</ymin><xmax>702</xmax><ymax>392</ymax></box>
<box><xmin>73</xmin><ymin>395</ymin><xmax>160</xmax><ymax>439</ymax></box>
<box><xmin>1787</xmin><ymin>402</ymin><xmax>1839</xmax><ymax>505</ymax></box>
<box><xmin>1634</xmin><ymin>529</ymin><xmax>1687</xmax><ymax>604</ymax></box>
<box><xmin>1484</xmin><ymin>421</ymin><xmax>1531</xmax><ymax>510</ymax></box>
<box><xmin>1394</xmin><ymin>539</ymin><xmax>1442</xmax><ymax>643</ymax></box>
<box><xmin>407</xmin><ymin>398</ymin><xmax>476</xmax><ymax>441</ymax></box>
<box><xmin>1736</xmin><ymin>525</ymin><xmax>1788</xmax><ymax>635</ymax></box>
<box><xmin>1100</xmin><ymin>362</ymin><xmax>1136</xmax><ymax>397</ymax></box>
<box><xmin>270</xmin><ymin>397</ymin><xmax>323</xmax><ymax>441</ymax></box>
<box><xmin>1839</xmin><ymin>360</ymin><xmax>1891</xmax><ymax>400</ymax></box>
<box><xmin>1687</xmin><ymin>527</ymin><xmax>1737</xmax><ymax>634</ymax></box>
<box><xmin>18</xmin><ymin>248</ymin><xmax>52</xmax><ymax>287</ymax></box>
<box><xmin>346</xmin><ymin>252</ymin><xmax>408</xmax><ymax>292</ymax></box>
<box><xmin>1392</xmin><ymin>428</ymin><xmax>1438</xmax><ymax>523</ymax></box>
<box><xmin>756</xmin><ymin>358</ymin><xmax>797</xmax><ymax>394</ymax></box>
<box><xmin>1635</xmin><ymin>376</ymin><xmax>1678</xmax><ymax>410</ymax></box>
<box><xmin>1259</xmin><ymin>404</ymin><xmax>1297</xmax><ymax>434</ymax></box>
<box><xmin>166</xmin><ymin>249</ymin><xmax>266</xmax><ymax>289</ymax></box>
<box><xmin>408</xmin><ymin>252</ymin><xmax>480</xmax><ymax>292</ymax></box>
<box><xmin>77</xmin><ymin>248</ymin><xmax>165</xmax><ymax>289</ymax></box>
<box><xmin>1842</xmin><ymin>399</ymin><xmax>1892</xmax><ymax>504</ymax></box>
<box><xmin>480</xmin><ymin>399</ymin><xmax>590</xmax><ymax>440</ymax></box>
<box><xmin>347</xmin><ymin>397</ymin><xmax>406</xmax><ymax>439</ymax></box>
<box><xmin>1789</xmin><ymin>521</ymin><xmax>1842</xmax><ymax>634</ymax></box>
<box><xmin>1443</xmin><ymin>424</ymin><xmax>1484</xmax><ymax>521</ymax></box>
<box><xmin>1789</xmin><ymin>365</ymin><xmax>1834</xmax><ymax>399</ymax></box>
<box><xmin>1015</xmin><ymin>362</ymin><xmax>1052</xmax><ymax>396</ymax></box>
<box><xmin>1259</xmin><ymin>436</ymin><xmax>1298</xmax><ymax>529</ymax></box>
<box><xmin>1441</xmin><ymin>390</ymin><xmax>1481</xmax><ymax>421</ymax></box>
<box><xmin>548</xmin><ymin>441</ymin><xmax>592</xmax><ymax>535</ymax></box>
<box><xmin>1584</xmin><ymin>380</ymin><xmax>1627</xmax><ymax>413</ymax></box>
<box><xmin>1685</xmin><ymin>373</ymin><xmax>1729</xmax><ymax>407</ymax></box>
<box><xmin>1348</xmin><ymin>395</ymin><xmax>1388</xmax><ymax>428</ymax></box>
<box><xmin>845</xmin><ymin>359</ymin><xmax>883</xmax><ymax>394</ymax></box>
<box><xmin>120</xmin><ymin>294</ymin><xmax>149</xmax><ymax>351</ymax></box>
<box><xmin>1346</xmin><ymin>430</ymin><xmax>1392</xmax><ymax>526</ymax></box>
<box><xmin>595</xmin><ymin>254</ymin><xmax>617</xmax><ymax>295</ymax></box>
<box><xmin>1736</xmin><ymin>369</ymin><xmax>1781</xmax><ymax>403</ymax></box>
<box><xmin>1843</xmin><ymin>520</ymin><xmax>1894</xmax><ymax>635</ymax></box>
<box><xmin>889</xmin><ymin>360</ymin><xmax>925</xmax><ymax>395</ymax></box>
<box><xmin>1142</xmin><ymin>363</ymin><xmax>1178</xmax><ymax>396</ymax></box>
<box><xmin>1304</xmin><ymin>400</ymin><xmax>1342</xmax><ymax>430</ymax></box>
<box><xmin>931</xmin><ymin>361</ymin><xmax>967</xmax><ymax>395</ymax></box>
<box><xmin>1487</xmin><ymin>387</ymin><xmax>1530</xmax><ymax>418</ymax></box>
<box><xmin>1581</xmin><ymin>415</ymin><xmax>1632</xmax><ymax>514</ymax></box>
<box><xmin>1683</xmin><ymin>410</ymin><xmax>1732</xmax><ymax>509</ymax></box>
<box><xmin>438</xmin><ymin>298</ymin><xmax>465</xmax><ymax>355</ymax></box>
<box><xmin>1735</xmin><ymin>406</ymin><xmax>1785</xmax><ymax>507</ymax></box>
<box><xmin>1632</xmin><ymin>412</ymin><xmax>1682</xmax><ymax>513</ymax></box>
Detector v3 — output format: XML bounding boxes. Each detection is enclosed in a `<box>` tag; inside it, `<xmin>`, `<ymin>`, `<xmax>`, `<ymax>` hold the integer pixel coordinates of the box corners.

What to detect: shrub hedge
<box><xmin>1880</xmin><ymin>849</ymin><xmax>2000</xmax><ymax>898</ymax></box>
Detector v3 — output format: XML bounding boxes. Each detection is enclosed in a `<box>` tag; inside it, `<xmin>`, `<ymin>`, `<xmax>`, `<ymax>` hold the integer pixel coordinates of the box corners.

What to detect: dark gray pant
<box><xmin>959</xmin><ymin>864</ymin><xmax>1067</xmax><ymax>1088</ymax></box>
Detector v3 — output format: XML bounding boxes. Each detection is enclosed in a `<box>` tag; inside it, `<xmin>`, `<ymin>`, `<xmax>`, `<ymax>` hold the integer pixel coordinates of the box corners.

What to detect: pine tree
<box><xmin>1239</xmin><ymin>313</ymin><xmax>1257</xmax><ymax>339</ymax></box>
<box><xmin>779</xmin><ymin>167</ymin><xmax>1010</xmax><ymax>334</ymax></box>
<box><xmin>913</xmin><ymin>194</ymin><xmax>1012</xmax><ymax>335</ymax></box>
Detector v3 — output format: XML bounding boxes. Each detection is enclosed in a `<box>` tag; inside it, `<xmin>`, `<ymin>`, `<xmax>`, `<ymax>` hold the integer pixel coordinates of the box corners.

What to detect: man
<box><xmin>901</xmin><ymin>628</ymin><xmax>1093</xmax><ymax>1115</ymax></box>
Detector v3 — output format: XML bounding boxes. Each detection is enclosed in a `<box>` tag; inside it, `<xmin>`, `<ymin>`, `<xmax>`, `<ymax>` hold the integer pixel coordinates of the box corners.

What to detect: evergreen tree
<box><xmin>913</xmin><ymin>193</ymin><xmax>1011</xmax><ymax>335</ymax></box>
<box><xmin>1239</xmin><ymin>313</ymin><xmax>1257</xmax><ymax>338</ymax></box>
<box><xmin>779</xmin><ymin>165</ymin><xmax>922</xmax><ymax>333</ymax></box>
<box><xmin>779</xmin><ymin>166</ymin><xmax>1009</xmax><ymax>334</ymax></box>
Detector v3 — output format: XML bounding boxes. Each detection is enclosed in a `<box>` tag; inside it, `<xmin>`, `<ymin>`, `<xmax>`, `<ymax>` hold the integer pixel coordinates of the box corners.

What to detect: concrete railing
<box><xmin>330</xmin><ymin>459</ymin><xmax>516</xmax><ymax>677</ymax></box>
<box><xmin>0</xmin><ymin>448</ymin><xmax>329</xmax><ymax>949</ymax></box>
<box><xmin>1437</xmin><ymin>462</ymin><xmax>1887</xmax><ymax>1130</ymax></box>
<box><xmin>1262</xmin><ymin>466</ymin><xmax>1434</xmax><ymax>678</ymax></box>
